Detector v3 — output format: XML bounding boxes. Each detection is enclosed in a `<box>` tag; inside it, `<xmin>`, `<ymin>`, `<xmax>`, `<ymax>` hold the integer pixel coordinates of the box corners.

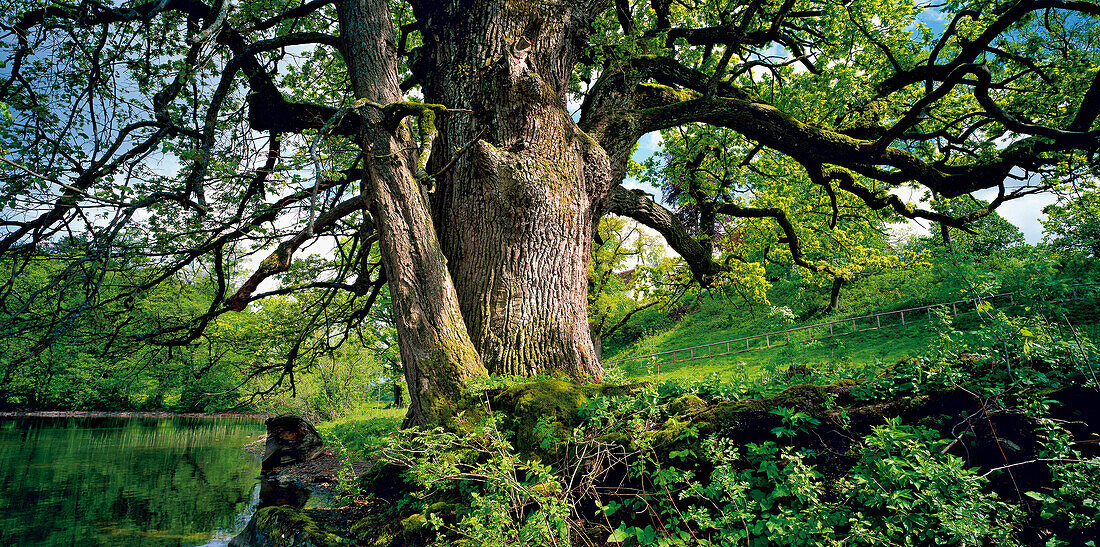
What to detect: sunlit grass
<box><xmin>610</xmin><ymin>297</ymin><xmax>1100</xmax><ymax>384</ymax></box>
<box><xmin>317</xmin><ymin>402</ymin><xmax>405</xmax><ymax>454</ymax></box>
<box><xmin>342</xmin><ymin>401</ymin><xmax>406</xmax><ymax>422</ymax></box>
<box><xmin>612</xmin><ymin>314</ymin><xmax>934</xmax><ymax>381</ymax></box>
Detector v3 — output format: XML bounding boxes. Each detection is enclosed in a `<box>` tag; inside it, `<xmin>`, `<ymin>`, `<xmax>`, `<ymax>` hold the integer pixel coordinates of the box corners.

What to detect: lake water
<box><xmin>0</xmin><ymin>416</ymin><xmax>266</xmax><ymax>546</ymax></box>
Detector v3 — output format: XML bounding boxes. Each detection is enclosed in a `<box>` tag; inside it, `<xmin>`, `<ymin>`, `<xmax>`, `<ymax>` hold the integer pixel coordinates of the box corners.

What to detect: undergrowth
<box><xmin>336</xmin><ymin>305</ymin><xmax>1100</xmax><ymax>546</ymax></box>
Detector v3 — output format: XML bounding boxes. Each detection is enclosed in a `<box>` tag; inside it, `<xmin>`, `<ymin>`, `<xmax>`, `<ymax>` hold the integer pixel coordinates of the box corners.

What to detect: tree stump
<box><xmin>261</xmin><ymin>414</ymin><xmax>325</xmax><ymax>472</ymax></box>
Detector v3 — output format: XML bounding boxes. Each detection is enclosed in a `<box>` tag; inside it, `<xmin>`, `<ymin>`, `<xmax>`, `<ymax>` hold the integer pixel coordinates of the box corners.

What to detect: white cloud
<box><xmin>974</xmin><ymin>188</ymin><xmax>1056</xmax><ymax>244</ymax></box>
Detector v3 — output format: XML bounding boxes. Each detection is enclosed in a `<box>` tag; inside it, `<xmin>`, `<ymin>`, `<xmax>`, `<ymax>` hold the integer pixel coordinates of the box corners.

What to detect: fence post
<box><xmin>900</xmin><ymin>311</ymin><xmax>905</xmax><ymax>325</ymax></box>
<box><xmin>746</xmin><ymin>339</ymin><xmax>750</xmax><ymax>351</ymax></box>
<box><xmin>876</xmin><ymin>315</ymin><xmax>881</xmax><ymax>328</ymax></box>
<box><xmin>766</xmin><ymin>334</ymin><xmax>770</xmax><ymax>348</ymax></box>
<box><xmin>829</xmin><ymin>324</ymin><xmax>834</xmax><ymax>336</ymax></box>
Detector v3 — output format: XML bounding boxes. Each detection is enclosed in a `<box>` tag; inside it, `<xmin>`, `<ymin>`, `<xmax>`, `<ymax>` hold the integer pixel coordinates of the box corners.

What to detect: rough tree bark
<box><xmin>414</xmin><ymin>1</ymin><xmax>613</xmax><ymax>379</ymax></box>
<box><xmin>336</xmin><ymin>0</ymin><xmax>615</xmax><ymax>425</ymax></box>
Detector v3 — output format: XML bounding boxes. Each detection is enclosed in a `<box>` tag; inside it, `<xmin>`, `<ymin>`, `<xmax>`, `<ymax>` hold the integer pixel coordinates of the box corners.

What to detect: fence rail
<box><xmin>604</xmin><ymin>283</ymin><xmax>1100</xmax><ymax>372</ymax></box>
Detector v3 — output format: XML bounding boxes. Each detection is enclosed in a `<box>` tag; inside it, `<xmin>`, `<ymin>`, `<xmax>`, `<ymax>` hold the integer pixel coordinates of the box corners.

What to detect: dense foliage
<box><xmin>0</xmin><ymin>248</ymin><xmax>399</xmax><ymax>414</ymax></box>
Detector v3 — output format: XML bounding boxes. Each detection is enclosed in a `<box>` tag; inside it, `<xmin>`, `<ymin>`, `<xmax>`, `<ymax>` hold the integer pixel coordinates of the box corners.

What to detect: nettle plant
<box><xmin>1021</xmin><ymin>404</ymin><xmax>1100</xmax><ymax>546</ymax></box>
<box><xmin>378</xmin><ymin>415</ymin><xmax>572</xmax><ymax>546</ymax></box>
<box><xmin>609</xmin><ymin>412</ymin><xmax>1018</xmax><ymax>546</ymax></box>
<box><xmin>369</xmin><ymin>382</ymin><xmax>1028</xmax><ymax>547</ymax></box>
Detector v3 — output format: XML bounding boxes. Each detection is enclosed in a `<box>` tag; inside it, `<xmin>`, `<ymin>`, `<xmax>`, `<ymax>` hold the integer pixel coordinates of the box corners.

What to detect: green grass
<box><xmin>341</xmin><ymin>401</ymin><xmax>407</xmax><ymax>422</ymax></box>
<box><xmin>607</xmin><ymin>291</ymin><xmax>1100</xmax><ymax>384</ymax></box>
<box><xmin>612</xmin><ymin>319</ymin><xmax>935</xmax><ymax>383</ymax></box>
<box><xmin>316</xmin><ymin>402</ymin><xmax>405</xmax><ymax>453</ymax></box>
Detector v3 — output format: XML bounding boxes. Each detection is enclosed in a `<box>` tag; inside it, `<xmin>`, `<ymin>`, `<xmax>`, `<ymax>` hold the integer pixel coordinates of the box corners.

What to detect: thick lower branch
<box><xmin>606</xmin><ymin>186</ymin><xmax>718</xmax><ymax>284</ymax></box>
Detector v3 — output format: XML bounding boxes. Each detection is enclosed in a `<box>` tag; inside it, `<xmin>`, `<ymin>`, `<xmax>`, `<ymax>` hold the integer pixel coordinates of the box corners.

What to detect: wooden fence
<box><xmin>603</xmin><ymin>283</ymin><xmax>1100</xmax><ymax>372</ymax></box>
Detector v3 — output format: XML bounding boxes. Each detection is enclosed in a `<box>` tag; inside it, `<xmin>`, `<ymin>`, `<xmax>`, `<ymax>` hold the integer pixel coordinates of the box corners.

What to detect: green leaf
<box><xmin>607</xmin><ymin>527</ymin><xmax>629</xmax><ymax>543</ymax></box>
<box><xmin>669</xmin><ymin>449</ymin><xmax>695</xmax><ymax>460</ymax></box>
<box><xmin>1025</xmin><ymin>491</ymin><xmax>1056</xmax><ymax>503</ymax></box>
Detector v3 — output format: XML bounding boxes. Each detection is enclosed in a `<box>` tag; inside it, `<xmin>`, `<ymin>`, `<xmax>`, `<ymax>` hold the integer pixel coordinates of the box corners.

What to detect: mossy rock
<box><xmin>667</xmin><ymin>393</ymin><xmax>707</xmax><ymax>416</ymax></box>
<box><xmin>349</xmin><ymin>515</ymin><xmax>398</xmax><ymax>547</ymax></box>
<box><xmin>702</xmin><ymin>381</ymin><xmax>855</xmax><ymax>435</ymax></box>
<box><xmin>639</xmin><ymin>381</ymin><xmax>859</xmax><ymax>451</ymax></box>
<box><xmin>349</xmin><ymin>511</ymin><xmax>431</xmax><ymax>547</ymax></box>
<box><xmin>399</xmin><ymin>513</ymin><xmax>428</xmax><ymax>533</ymax></box>
<box><xmin>347</xmin><ymin>496</ymin><xmax>462</xmax><ymax>546</ymax></box>
<box><xmin>354</xmin><ymin>461</ymin><xmax>469</xmax><ymax>547</ymax></box>
<box><xmin>645</xmin><ymin>416</ymin><xmax>697</xmax><ymax>447</ymax></box>
<box><xmin>232</xmin><ymin>506</ymin><xmax>346</xmax><ymax>547</ymax></box>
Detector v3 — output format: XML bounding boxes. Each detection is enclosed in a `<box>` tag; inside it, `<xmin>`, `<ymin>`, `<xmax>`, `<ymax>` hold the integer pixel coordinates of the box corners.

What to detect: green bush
<box><xmin>842</xmin><ymin>420</ymin><xmax>1019</xmax><ymax>545</ymax></box>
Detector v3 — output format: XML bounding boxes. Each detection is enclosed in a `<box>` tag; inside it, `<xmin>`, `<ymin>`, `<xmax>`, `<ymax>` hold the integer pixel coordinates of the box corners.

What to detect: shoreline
<box><xmin>0</xmin><ymin>410</ymin><xmax>272</xmax><ymax>420</ymax></box>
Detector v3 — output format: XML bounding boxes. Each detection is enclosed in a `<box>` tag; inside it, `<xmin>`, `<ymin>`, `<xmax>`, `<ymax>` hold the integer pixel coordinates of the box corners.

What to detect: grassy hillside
<box><xmin>605</xmin><ymin>258</ymin><xmax>1100</xmax><ymax>384</ymax></box>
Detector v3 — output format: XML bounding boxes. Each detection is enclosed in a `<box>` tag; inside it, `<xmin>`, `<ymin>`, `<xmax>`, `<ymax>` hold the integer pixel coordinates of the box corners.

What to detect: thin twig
<box><xmin>981</xmin><ymin>457</ymin><xmax>1100</xmax><ymax>478</ymax></box>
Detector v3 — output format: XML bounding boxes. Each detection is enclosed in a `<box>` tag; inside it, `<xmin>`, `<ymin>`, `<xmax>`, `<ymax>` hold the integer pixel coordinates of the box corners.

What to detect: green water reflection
<box><xmin>0</xmin><ymin>417</ymin><xmax>265</xmax><ymax>546</ymax></box>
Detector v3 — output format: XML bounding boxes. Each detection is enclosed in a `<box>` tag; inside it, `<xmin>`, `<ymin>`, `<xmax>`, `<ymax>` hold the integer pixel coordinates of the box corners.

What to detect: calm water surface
<box><xmin>0</xmin><ymin>416</ymin><xmax>266</xmax><ymax>546</ymax></box>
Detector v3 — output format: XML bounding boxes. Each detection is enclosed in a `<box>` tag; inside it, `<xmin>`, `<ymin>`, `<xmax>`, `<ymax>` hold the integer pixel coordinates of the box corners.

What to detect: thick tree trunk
<box><xmin>393</xmin><ymin>382</ymin><xmax>403</xmax><ymax>408</ymax></box>
<box><xmin>825</xmin><ymin>276</ymin><xmax>844</xmax><ymax>313</ymax></box>
<box><xmin>337</xmin><ymin>0</ymin><xmax>486</xmax><ymax>427</ymax></box>
<box><xmin>417</xmin><ymin>1</ymin><xmax>612</xmax><ymax>380</ymax></box>
<box><xmin>335</xmin><ymin>0</ymin><xmax>615</xmax><ymax>424</ymax></box>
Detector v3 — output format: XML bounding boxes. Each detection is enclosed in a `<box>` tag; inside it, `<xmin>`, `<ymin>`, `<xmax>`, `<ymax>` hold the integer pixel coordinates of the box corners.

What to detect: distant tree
<box><xmin>3</xmin><ymin>0</ymin><xmax>1099</xmax><ymax>423</ymax></box>
<box><xmin>587</xmin><ymin>216</ymin><xmax>677</xmax><ymax>356</ymax></box>
<box><xmin>924</xmin><ymin>196</ymin><xmax>1026</xmax><ymax>258</ymax></box>
<box><xmin>1043</xmin><ymin>188</ymin><xmax>1100</xmax><ymax>259</ymax></box>
<box><xmin>637</xmin><ymin>126</ymin><xmax>905</xmax><ymax>314</ymax></box>
<box><xmin>0</xmin><ymin>251</ymin><xmax>247</xmax><ymax>409</ymax></box>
